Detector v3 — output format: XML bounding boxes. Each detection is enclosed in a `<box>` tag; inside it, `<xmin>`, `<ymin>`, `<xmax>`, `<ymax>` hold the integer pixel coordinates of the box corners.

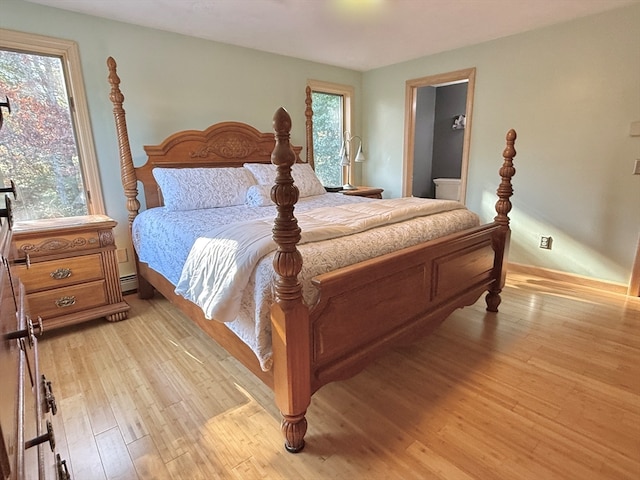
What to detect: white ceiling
<box><xmin>25</xmin><ymin>0</ymin><xmax>638</xmax><ymax>71</ymax></box>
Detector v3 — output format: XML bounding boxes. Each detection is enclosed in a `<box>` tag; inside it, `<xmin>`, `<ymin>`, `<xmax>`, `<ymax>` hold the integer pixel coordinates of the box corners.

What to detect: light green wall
<box><xmin>3</xmin><ymin>0</ymin><xmax>362</xmax><ymax>277</ymax></box>
<box><xmin>3</xmin><ymin>0</ymin><xmax>639</xmax><ymax>286</ymax></box>
<box><xmin>363</xmin><ymin>4</ymin><xmax>640</xmax><ymax>286</ymax></box>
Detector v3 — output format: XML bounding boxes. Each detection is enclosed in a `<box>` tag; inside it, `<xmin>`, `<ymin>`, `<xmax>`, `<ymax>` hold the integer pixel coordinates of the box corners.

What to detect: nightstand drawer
<box><xmin>26</xmin><ymin>280</ymin><xmax>107</xmax><ymax>320</ymax></box>
<box><xmin>17</xmin><ymin>253</ymin><xmax>104</xmax><ymax>293</ymax></box>
<box><xmin>14</xmin><ymin>230</ymin><xmax>102</xmax><ymax>260</ymax></box>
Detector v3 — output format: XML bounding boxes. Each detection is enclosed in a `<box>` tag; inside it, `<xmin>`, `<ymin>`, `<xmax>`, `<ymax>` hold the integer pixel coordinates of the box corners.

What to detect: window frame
<box><xmin>307</xmin><ymin>79</ymin><xmax>354</xmax><ymax>186</ymax></box>
<box><xmin>0</xmin><ymin>28</ymin><xmax>105</xmax><ymax>215</ymax></box>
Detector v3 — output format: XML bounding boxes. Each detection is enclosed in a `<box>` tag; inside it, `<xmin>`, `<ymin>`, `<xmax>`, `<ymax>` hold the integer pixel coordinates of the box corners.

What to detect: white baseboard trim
<box><xmin>119</xmin><ymin>274</ymin><xmax>138</xmax><ymax>294</ymax></box>
<box><xmin>507</xmin><ymin>262</ymin><xmax>629</xmax><ymax>296</ymax></box>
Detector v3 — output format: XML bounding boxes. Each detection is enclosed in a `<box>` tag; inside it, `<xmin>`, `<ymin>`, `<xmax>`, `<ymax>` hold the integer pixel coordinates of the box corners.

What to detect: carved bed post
<box><xmin>107</xmin><ymin>57</ymin><xmax>154</xmax><ymax>298</ymax></box>
<box><xmin>270</xmin><ymin>107</ymin><xmax>311</xmax><ymax>453</ymax></box>
<box><xmin>304</xmin><ymin>86</ymin><xmax>314</xmax><ymax>168</ymax></box>
<box><xmin>486</xmin><ymin>129</ymin><xmax>517</xmax><ymax>312</ymax></box>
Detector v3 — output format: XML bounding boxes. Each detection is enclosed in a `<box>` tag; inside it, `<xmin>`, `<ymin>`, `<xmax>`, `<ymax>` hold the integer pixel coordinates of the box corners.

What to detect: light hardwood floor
<box><xmin>38</xmin><ymin>272</ymin><xmax>640</xmax><ymax>479</ymax></box>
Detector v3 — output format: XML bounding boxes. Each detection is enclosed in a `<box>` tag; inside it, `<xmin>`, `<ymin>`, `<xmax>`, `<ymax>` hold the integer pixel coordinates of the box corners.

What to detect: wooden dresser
<box><xmin>11</xmin><ymin>215</ymin><xmax>129</xmax><ymax>330</ymax></box>
<box><xmin>0</xmin><ymin>205</ymin><xmax>70</xmax><ymax>479</ymax></box>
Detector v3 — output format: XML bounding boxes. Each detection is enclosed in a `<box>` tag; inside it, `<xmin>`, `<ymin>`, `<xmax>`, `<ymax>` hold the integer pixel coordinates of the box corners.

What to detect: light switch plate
<box><xmin>634</xmin><ymin>159</ymin><xmax>640</xmax><ymax>175</ymax></box>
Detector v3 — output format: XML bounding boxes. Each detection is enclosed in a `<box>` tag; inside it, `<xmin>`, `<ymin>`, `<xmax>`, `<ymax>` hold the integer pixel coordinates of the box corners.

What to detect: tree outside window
<box><xmin>308</xmin><ymin>81</ymin><xmax>353</xmax><ymax>189</ymax></box>
<box><xmin>311</xmin><ymin>92</ymin><xmax>343</xmax><ymax>188</ymax></box>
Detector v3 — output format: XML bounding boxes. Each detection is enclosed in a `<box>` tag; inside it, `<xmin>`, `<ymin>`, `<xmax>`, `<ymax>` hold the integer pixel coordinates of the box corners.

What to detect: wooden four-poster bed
<box><xmin>106</xmin><ymin>57</ymin><xmax>517</xmax><ymax>453</ymax></box>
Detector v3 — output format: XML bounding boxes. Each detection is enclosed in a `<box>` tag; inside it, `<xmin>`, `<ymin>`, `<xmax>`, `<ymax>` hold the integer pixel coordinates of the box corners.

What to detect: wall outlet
<box><xmin>539</xmin><ymin>236</ymin><xmax>552</xmax><ymax>250</ymax></box>
<box><xmin>116</xmin><ymin>248</ymin><xmax>128</xmax><ymax>263</ymax></box>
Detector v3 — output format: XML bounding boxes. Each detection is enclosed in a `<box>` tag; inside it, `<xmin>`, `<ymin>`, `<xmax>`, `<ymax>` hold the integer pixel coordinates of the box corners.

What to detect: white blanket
<box><xmin>174</xmin><ymin>198</ymin><xmax>464</xmax><ymax>322</ymax></box>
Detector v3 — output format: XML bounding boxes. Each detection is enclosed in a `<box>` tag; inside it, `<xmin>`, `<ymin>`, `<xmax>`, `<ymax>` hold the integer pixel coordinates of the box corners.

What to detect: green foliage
<box><xmin>0</xmin><ymin>50</ymin><xmax>87</xmax><ymax>221</ymax></box>
<box><xmin>311</xmin><ymin>92</ymin><xmax>343</xmax><ymax>188</ymax></box>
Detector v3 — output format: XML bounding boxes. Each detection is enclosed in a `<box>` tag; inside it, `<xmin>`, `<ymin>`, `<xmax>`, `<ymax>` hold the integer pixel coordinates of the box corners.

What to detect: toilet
<box><xmin>433</xmin><ymin>178</ymin><xmax>461</xmax><ymax>201</ymax></box>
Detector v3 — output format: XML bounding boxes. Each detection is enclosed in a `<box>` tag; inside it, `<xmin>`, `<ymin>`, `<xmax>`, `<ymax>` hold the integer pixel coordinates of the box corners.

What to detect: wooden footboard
<box><xmin>309</xmin><ymin>223</ymin><xmax>499</xmax><ymax>389</ymax></box>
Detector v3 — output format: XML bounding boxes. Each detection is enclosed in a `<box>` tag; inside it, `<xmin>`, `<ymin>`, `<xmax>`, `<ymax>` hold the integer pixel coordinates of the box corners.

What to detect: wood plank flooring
<box><xmin>38</xmin><ymin>272</ymin><xmax>640</xmax><ymax>479</ymax></box>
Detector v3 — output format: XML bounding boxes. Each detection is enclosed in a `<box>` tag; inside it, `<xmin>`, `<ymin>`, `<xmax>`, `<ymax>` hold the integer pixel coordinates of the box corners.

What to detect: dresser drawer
<box><xmin>17</xmin><ymin>253</ymin><xmax>104</xmax><ymax>293</ymax></box>
<box><xmin>27</xmin><ymin>280</ymin><xmax>108</xmax><ymax>320</ymax></box>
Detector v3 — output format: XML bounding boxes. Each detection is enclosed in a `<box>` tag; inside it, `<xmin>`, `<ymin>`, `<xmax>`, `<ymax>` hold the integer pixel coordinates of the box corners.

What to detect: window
<box><xmin>0</xmin><ymin>29</ymin><xmax>104</xmax><ymax>222</ymax></box>
<box><xmin>307</xmin><ymin>80</ymin><xmax>353</xmax><ymax>189</ymax></box>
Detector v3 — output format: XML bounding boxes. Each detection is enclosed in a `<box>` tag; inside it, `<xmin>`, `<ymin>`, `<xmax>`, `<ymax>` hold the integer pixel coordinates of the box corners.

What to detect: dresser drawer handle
<box><xmin>42</xmin><ymin>375</ymin><xmax>57</xmax><ymax>415</ymax></box>
<box><xmin>25</xmin><ymin>420</ymin><xmax>55</xmax><ymax>451</ymax></box>
<box><xmin>57</xmin><ymin>453</ymin><xmax>71</xmax><ymax>480</ymax></box>
<box><xmin>50</xmin><ymin>267</ymin><xmax>72</xmax><ymax>280</ymax></box>
<box><xmin>0</xmin><ymin>193</ymin><xmax>14</xmax><ymax>228</ymax></box>
<box><xmin>13</xmin><ymin>252</ymin><xmax>30</xmax><ymax>268</ymax></box>
<box><xmin>4</xmin><ymin>316</ymin><xmax>43</xmax><ymax>344</ymax></box>
<box><xmin>55</xmin><ymin>296</ymin><xmax>76</xmax><ymax>308</ymax></box>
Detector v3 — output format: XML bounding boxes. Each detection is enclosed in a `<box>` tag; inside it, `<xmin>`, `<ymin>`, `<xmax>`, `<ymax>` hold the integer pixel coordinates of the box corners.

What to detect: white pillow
<box><xmin>242</xmin><ymin>162</ymin><xmax>276</xmax><ymax>185</ymax></box>
<box><xmin>245</xmin><ymin>184</ymin><xmax>274</xmax><ymax>207</ymax></box>
<box><xmin>243</xmin><ymin>162</ymin><xmax>326</xmax><ymax>198</ymax></box>
<box><xmin>152</xmin><ymin>167</ymin><xmax>256</xmax><ymax>211</ymax></box>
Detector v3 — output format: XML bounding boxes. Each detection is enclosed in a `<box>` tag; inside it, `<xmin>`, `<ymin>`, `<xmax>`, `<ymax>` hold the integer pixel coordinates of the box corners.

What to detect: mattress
<box><xmin>132</xmin><ymin>193</ymin><xmax>480</xmax><ymax>370</ymax></box>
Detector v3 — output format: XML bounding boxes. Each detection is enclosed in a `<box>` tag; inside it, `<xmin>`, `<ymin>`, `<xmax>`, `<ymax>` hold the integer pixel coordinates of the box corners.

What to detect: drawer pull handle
<box><xmin>4</xmin><ymin>316</ymin><xmax>43</xmax><ymax>344</ymax></box>
<box><xmin>57</xmin><ymin>453</ymin><xmax>71</xmax><ymax>480</ymax></box>
<box><xmin>13</xmin><ymin>252</ymin><xmax>30</xmax><ymax>268</ymax></box>
<box><xmin>50</xmin><ymin>267</ymin><xmax>72</xmax><ymax>280</ymax></box>
<box><xmin>25</xmin><ymin>420</ymin><xmax>55</xmax><ymax>451</ymax></box>
<box><xmin>42</xmin><ymin>375</ymin><xmax>57</xmax><ymax>415</ymax></box>
<box><xmin>55</xmin><ymin>296</ymin><xmax>76</xmax><ymax>308</ymax></box>
<box><xmin>0</xmin><ymin>194</ymin><xmax>14</xmax><ymax>229</ymax></box>
<box><xmin>0</xmin><ymin>179</ymin><xmax>17</xmax><ymax>199</ymax></box>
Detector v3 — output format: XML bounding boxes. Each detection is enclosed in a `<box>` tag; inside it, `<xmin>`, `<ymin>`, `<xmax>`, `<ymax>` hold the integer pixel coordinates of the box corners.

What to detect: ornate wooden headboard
<box><xmin>137</xmin><ymin>122</ymin><xmax>303</xmax><ymax>210</ymax></box>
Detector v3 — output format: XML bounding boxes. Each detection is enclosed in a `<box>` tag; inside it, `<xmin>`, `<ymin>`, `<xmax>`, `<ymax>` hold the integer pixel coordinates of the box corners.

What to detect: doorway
<box><xmin>402</xmin><ymin>68</ymin><xmax>476</xmax><ymax>202</ymax></box>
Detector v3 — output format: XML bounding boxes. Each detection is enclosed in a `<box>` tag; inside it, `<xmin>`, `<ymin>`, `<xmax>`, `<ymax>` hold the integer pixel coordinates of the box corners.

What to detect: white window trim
<box><xmin>1</xmin><ymin>28</ymin><xmax>105</xmax><ymax>214</ymax></box>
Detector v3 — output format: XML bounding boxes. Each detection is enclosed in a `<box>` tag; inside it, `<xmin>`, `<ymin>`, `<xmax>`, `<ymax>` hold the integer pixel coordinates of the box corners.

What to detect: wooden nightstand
<box><xmin>12</xmin><ymin>214</ymin><xmax>129</xmax><ymax>330</ymax></box>
<box><xmin>340</xmin><ymin>186</ymin><xmax>383</xmax><ymax>199</ymax></box>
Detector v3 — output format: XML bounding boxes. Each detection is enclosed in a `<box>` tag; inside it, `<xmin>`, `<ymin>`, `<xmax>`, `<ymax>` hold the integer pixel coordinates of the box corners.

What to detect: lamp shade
<box><xmin>354</xmin><ymin>142</ymin><xmax>365</xmax><ymax>162</ymax></box>
<box><xmin>341</xmin><ymin>144</ymin><xmax>350</xmax><ymax>166</ymax></box>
